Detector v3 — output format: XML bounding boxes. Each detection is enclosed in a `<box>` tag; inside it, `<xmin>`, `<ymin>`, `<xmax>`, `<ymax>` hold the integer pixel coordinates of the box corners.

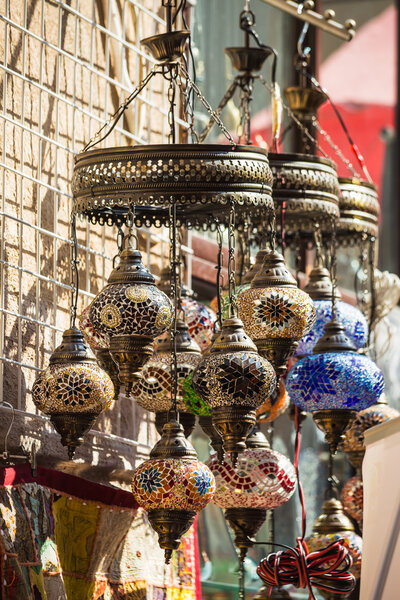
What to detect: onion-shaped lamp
<box><xmin>341</xmin><ymin>475</ymin><xmax>363</xmax><ymax>526</ymax></box>
<box><xmin>256</xmin><ymin>379</ymin><xmax>289</xmax><ymax>424</ymax></box>
<box><xmin>131</xmin><ymin>419</ymin><xmax>215</xmax><ymax>563</ymax></box>
<box><xmin>132</xmin><ymin>319</ymin><xmax>201</xmax><ymax>437</ymax></box>
<box><xmin>32</xmin><ymin>327</ymin><xmax>114</xmax><ymax>458</ymax></box>
<box><xmin>206</xmin><ymin>427</ymin><xmax>296</xmax><ymax>559</ymax></box>
<box><xmin>295</xmin><ymin>266</ymin><xmax>368</xmax><ymax>357</ymax></box>
<box><xmin>79</xmin><ymin>305</ymin><xmax>121</xmax><ymax>399</ymax></box>
<box><xmin>193</xmin><ymin>316</ymin><xmax>276</xmax><ymax>464</ymax></box>
<box><xmin>306</xmin><ymin>498</ymin><xmax>362</xmax><ymax>585</ymax></box>
<box><xmin>89</xmin><ymin>237</ymin><xmax>172</xmax><ymax>395</ymax></box>
<box><xmin>286</xmin><ymin>319</ymin><xmax>384</xmax><ymax>453</ymax></box>
<box><xmin>237</xmin><ymin>250</ymin><xmax>316</xmax><ymax>377</ymax></box>
<box><xmin>341</xmin><ymin>395</ymin><xmax>399</xmax><ymax>471</ymax></box>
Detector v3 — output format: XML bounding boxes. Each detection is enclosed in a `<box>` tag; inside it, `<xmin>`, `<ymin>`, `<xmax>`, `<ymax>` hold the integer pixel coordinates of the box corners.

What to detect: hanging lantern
<box><xmin>193</xmin><ymin>317</ymin><xmax>276</xmax><ymax>463</ymax></box>
<box><xmin>32</xmin><ymin>328</ymin><xmax>114</xmax><ymax>459</ymax></box>
<box><xmin>131</xmin><ymin>419</ymin><xmax>215</xmax><ymax>563</ymax></box>
<box><xmin>341</xmin><ymin>475</ymin><xmax>363</xmax><ymax>525</ymax></box>
<box><xmin>295</xmin><ymin>265</ymin><xmax>368</xmax><ymax>358</ymax></box>
<box><xmin>306</xmin><ymin>498</ymin><xmax>362</xmax><ymax>581</ymax></box>
<box><xmin>286</xmin><ymin>319</ymin><xmax>384</xmax><ymax>452</ymax></box>
<box><xmin>157</xmin><ymin>266</ymin><xmax>217</xmax><ymax>353</ymax></box>
<box><xmin>256</xmin><ymin>379</ymin><xmax>289</xmax><ymax>423</ymax></box>
<box><xmin>79</xmin><ymin>305</ymin><xmax>121</xmax><ymax>399</ymax></box>
<box><xmin>89</xmin><ymin>238</ymin><xmax>172</xmax><ymax>395</ymax></box>
<box><xmin>132</xmin><ymin>319</ymin><xmax>201</xmax><ymax>437</ymax></box>
<box><xmin>206</xmin><ymin>427</ymin><xmax>296</xmax><ymax>560</ymax></box>
<box><xmin>269</xmin><ymin>153</ymin><xmax>340</xmax><ymax>238</ymax></box>
<box><xmin>337</xmin><ymin>178</ymin><xmax>380</xmax><ymax>243</ymax></box>
<box><xmin>341</xmin><ymin>395</ymin><xmax>399</xmax><ymax>470</ymax></box>
<box><xmin>237</xmin><ymin>250</ymin><xmax>316</xmax><ymax>377</ymax></box>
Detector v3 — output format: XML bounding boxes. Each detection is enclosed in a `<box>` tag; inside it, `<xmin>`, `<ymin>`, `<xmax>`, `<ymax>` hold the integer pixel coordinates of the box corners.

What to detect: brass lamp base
<box><xmin>155</xmin><ymin>411</ymin><xmax>196</xmax><ymax>439</ymax></box>
<box><xmin>225</xmin><ymin>47</ymin><xmax>272</xmax><ymax>73</ymax></box>
<box><xmin>198</xmin><ymin>415</ymin><xmax>224</xmax><ymax>463</ymax></box>
<box><xmin>212</xmin><ymin>405</ymin><xmax>256</xmax><ymax>466</ymax></box>
<box><xmin>94</xmin><ymin>348</ymin><xmax>121</xmax><ymax>400</ymax></box>
<box><xmin>141</xmin><ymin>30</ymin><xmax>190</xmax><ymax>62</ymax></box>
<box><xmin>313</xmin><ymin>409</ymin><xmax>357</xmax><ymax>454</ymax></box>
<box><xmin>254</xmin><ymin>586</ymin><xmax>291</xmax><ymax>599</ymax></box>
<box><xmin>225</xmin><ymin>507</ymin><xmax>267</xmax><ymax>560</ymax></box>
<box><xmin>109</xmin><ymin>335</ymin><xmax>153</xmax><ymax>396</ymax></box>
<box><xmin>147</xmin><ymin>508</ymin><xmax>196</xmax><ymax>564</ymax></box>
<box><xmin>50</xmin><ymin>412</ymin><xmax>100</xmax><ymax>460</ymax></box>
<box><xmin>257</xmin><ymin>338</ymin><xmax>298</xmax><ymax>379</ymax></box>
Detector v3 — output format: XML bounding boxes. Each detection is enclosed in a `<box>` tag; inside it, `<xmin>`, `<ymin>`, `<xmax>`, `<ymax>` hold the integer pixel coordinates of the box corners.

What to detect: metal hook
<box><xmin>297</xmin><ymin>20</ymin><xmax>311</xmax><ymax>61</ymax></box>
<box><xmin>0</xmin><ymin>401</ymin><xmax>15</xmax><ymax>457</ymax></box>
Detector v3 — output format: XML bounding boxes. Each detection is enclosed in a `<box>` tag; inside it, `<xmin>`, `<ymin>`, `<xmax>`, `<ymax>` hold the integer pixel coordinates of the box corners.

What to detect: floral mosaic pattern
<box><xmin>206</xmin><ymin>448</ymin><xmax>296</xmax><ymax>509</ymax></box>
<box><xmin>256</xmin><ymin>379</ymin><xmax>289</xmax><ymax>423</ymax></box>
<box><xmin>286</xmin><ymin>352</ymin><xmax>384</xmax><ymax>412</ymax></box>
<box><xmin>132</xmin><ymin>352</ymin><xmax>201</xmax><ymax>413</ymax></box>
<box><xmin>306</xmin><ymin>532</ymin><xmax>362</xmax><ymax>579</ymax></box>
<box><xmin>342</xmin><ymin>400</ymin><xmax>399</xmax><ymax>452</ymax></box>
<box><xmin>32</xmin><ymin>362</ymin><xmax>114</xmax><ymax>414</ymax></box>
<box><xmin>237</xmin><ymin>286</ymin><xmax>316</xmax><ymax>340</ymax></box>
<box><xmin>79</xmin><ymin>305</ymin><xmax>109</xmax><ymax>350</ymax></box>
<box><xmin>295</xmin><ymin>299</ymin><xmax>368</xmax><ymax>357</ymax></box>
<box><xmin>192</xmin><ymin>351</ymin><xmax>276</xmax><ymax>409</ymax></box>
<box><xmin>90</xmin><ymin>283</ymin><xmax>172</xmax><ymax>338</ymax></box>
<box><xmin>131</xmin><ymin>458</ymin><xmax>215</xmax><ymax>512</ymax></box>
<box><xmin>341</xmin><ymin>476</ymin><xmax>363</xmax><ymax>523</ymax></box>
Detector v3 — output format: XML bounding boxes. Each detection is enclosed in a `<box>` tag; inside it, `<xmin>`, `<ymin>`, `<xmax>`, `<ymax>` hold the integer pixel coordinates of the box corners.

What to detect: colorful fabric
<box><xmin>0</xmin><ymin>464</ymin><xmax>201</xmax><ymax>600</ymax></box>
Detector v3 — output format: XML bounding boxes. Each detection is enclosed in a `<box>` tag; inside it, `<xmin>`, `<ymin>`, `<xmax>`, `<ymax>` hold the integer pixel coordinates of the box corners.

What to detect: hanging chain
<box><xmin>313</xmin><ymin>222</ymin><xmax>323</xmax><ymax>267</ymax></box>
<box><xmin>215</xmin><ymin>222</ymin><xmax>224</xmax><ymax>328</ymax></box>
<box><xmin>177</xmin><ymin>66</ymin><xmax>200</xmax><ymax>143</ymax></box>
<box><xmin>198</xmin><ymin>79</ymin><xmax>239</xmax><ymax>143</ymax></box>
<box><xmin>169</xmin><ymin>202</ymin><xmax>179</xmax><ymax>419</ymax></box>
<box><xmin>237</xmin><ymin>77</ymin><xmax>253</xmax><ymax>144</ymax></box>
<box><xmin>165</xmin><ymin>64</ymin><xmax>179</xmax><ymax>144</ymax></box>
<box><xmin>313</xmin><ymin>117</ymin><xmax>360</xmax><ymax>178</ymax></box>
<box><xmin>82</xmin><ymin>67</ymin><xmax>160</xmax><ymax>152</ymax></box>
<box><xmin>294</xmin><ymin>232</ymin><xmax>302</xmax><ymax>287</ymax></box>
<box><xmin>257</xmin><ymin>74</ymin><xmax>330</xmax><ymax>159</ymax></box>
<box><xmin>180</xmin><ymin>64</ymin><xmax>236</xmax><ymax>145</ymax></box>
<box><xmin>228</xmin><ymin>205</ymin><xmax>238</xmax><ymax>317</ymax></box>
<box><xmin>355</xmin><ymin>234</ymin><xmax>370</xmax><ymax>320</ymax></box>
<box><xmin>238</xmin><ymin>554</ymin><xmax>246</xmax><ymax>600</ymax></box>
<box><xmin>69</xmin><ymin>214</ymin><xmax>79</xmax><ymax>329</ymax></box>
<box><xmin>368</xmin><ymin>236</ymin><xmax>377</xmax><ymax>357</ymax></box>
<box><xmin>330</xmin><ymin>220</ymin><xmax>338</xmax><ymax>320</ymax></box>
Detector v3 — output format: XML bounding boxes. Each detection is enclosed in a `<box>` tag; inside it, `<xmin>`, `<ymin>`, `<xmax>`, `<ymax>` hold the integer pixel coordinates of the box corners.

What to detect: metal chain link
<box><xmin>176</xmin><ymin>68</ymin><xmax>200</xmax><ymax>143</ymax></box>
<box><xmin>165</xmin><ymin>64</ymin><xmax>179</xmax><ymax>144</ymax></box>
<box><xmin>169</xmin><ymin>203</ymin><xmax>179</xmax><ymax>419</ymax></box>
<box><xmin>198</xmin><ymin>79</ymin><xmax>239</xmax><ymax>143</ymax></box>
<box><xmin>329</xmin><ymin>220</ymin><xmax>338</xmax><ymax>320</ymax></box>
<box><xmin>313</xmin><ymin>222</ymin><xmax>324</xmax><ymax>266</ymax></box>
<box><xmin>237</xmin><ymin>79</ymin><xmax>252</xmax><ymax>144</ymax></box>
<box><xmin>69</xmin><ymin>214</ymin><xmax>79</xmax><ymax>329</ymax></box>
<box><xmin>313</xmin><ymin>117</ymin><xmax>360</xmax><ymax>178</ymax></box>
<box><xmin>257</xmin><ymin>74</ymin><xmax>330</xmax><ymax>159</ymax></box>
<box><xmin>82</xmin><ymin>66</ymin><xmax>161</xmax><ymax>153</ymax></box>
<box><xmin>180</xmin><ymin>64</ymin><xmax>236</xmax><ymax>145</ymax></box>
<box><xmin>228</xmin><ymin>205</ymin><xmax>237</xmax><ymax>317</ymax></box>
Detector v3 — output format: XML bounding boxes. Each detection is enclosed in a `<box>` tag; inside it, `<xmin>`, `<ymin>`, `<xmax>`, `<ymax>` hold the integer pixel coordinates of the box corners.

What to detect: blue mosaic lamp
<box><xmin>286</xmin><ymin>319</ymin><xmax>384</xmax><ymax>452</ymax></box>
<box><xmin>295</xmin><ymin>266</ymin><xmax>368</xmax><ymax>357</ymax></box>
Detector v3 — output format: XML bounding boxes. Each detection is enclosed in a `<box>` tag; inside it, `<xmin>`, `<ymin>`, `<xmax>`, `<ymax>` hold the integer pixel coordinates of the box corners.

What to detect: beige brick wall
<box><xmin>0</xmin><ymin>0</ymin><xmax>171</xmax><ymax>467</ymax></box>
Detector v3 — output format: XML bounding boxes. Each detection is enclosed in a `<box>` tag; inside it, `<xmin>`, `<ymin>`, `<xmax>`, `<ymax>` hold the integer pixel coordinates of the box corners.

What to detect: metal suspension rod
<box><xmin>257</xmin><ymin>0</ymin><xmax>356</xmax><ymax>41</ymax></box>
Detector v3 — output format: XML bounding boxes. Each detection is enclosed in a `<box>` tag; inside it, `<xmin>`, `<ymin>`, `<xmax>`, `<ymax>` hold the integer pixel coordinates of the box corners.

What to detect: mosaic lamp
<box><xmin>341</xmin><ymin>394</ymin><xmax>399</xmax><ymax>471</ymax></box>
<box><xmin>131</xmin><ymin>419</ymin><xmax>215</xmax><ymax>563</ymax></box>
<box><xmin>32</xmin><ymin>327</ymin><xmax>114</xmax><ymax>459</ymax></box>
<box><xmin>286</xmin><ymin>319</ymin><xmax>384</xmax><ymax>453</ymax></box>
<box><xmin>206</xmin><ymin>426</ymin><xmax>296</xmax><ymax>560</ymax></box>
<box><xmin>157</xmin><ymin>267</ymin><xmax>217</xmax><ymax>353</ymax></box>
<box><xmin>306</xmin><ymin>498</ymin><xmax>362</xmax><ymax>585</ymax></box>
<box><xmin>341</xmin><ymin>475</ymin><xmax>363</xmax><ymax>526</ymax></box>
<box><xmin>256</xmin><ymin>378</ymin><xmax>290</xmax><ymax>424</ymax></box>
<box><xmin>295</xmin><ymin>265</ymin><xmax>368</xmax><ymax>358</ymax></box>
<box><xmin>237</xmin><ymin>250</ymin><xmax>316</xmax><ymax>378</ymax></box>
<box><xmin>192</xmin><ymin>316</ymin><xmax>276</xmax><ymax>464</ymax></box>
<box><xmin>79</xmin><ymin>304</ymin><xmax>121</xmax><ymax>400</ymax></box>
<box><xmin>132</xmin><ymin>318</ymin><xmax>201</xmax><ymax>438</ymax></box>
<box><xmin>89</xmin><ymin>236</ymin><xmax>172</xmax><ymax>395</ymax></box>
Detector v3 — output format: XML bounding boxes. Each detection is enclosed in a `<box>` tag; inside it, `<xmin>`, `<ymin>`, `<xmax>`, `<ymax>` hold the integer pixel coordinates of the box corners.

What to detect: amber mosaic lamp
<box><xmin>32</xmin><ymin>216</ymin><xmax>114</xmax><ymax>459</ymax></box>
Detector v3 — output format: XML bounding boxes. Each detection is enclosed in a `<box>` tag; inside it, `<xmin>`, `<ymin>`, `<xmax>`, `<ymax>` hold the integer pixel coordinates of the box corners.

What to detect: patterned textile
<box><xmin>0</xmin><ymin>464</ymin><xmax>200</xmax><ymax>600</ymax></box>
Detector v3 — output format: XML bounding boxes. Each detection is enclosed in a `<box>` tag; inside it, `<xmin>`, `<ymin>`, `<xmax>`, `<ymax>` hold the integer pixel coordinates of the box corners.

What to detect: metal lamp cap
<box><xmin>150</xmin><ymin>419</ymin><xmax>197</xmax><ymax>460</ymax></box>
<box><xmin>108</xmin><ymin>243</ymin><xmax>155</xmax><ymax>285</ymax></box>
<box><xmin>242</xmin><ymin>249</ymin><xmax>269</xmax><ymax>284</ymax></box>
<box><xmin>304</xmin><ymin>266</ymin><xmax>341</xmax><ymax>301</ymax></box>
<box><xmin>252</xmin><ymin>251</ymin><xmax>297</xmax><ymax>289</ymax></box>
<box><xmin>246</xmin><ymin>424</ymin><xmax>270</xmax><ymax>449</ymax></box>
<box><xmin>210</xmin><ymin>317</ymin><xmax>257</xmax><ymax>353</ymax></box>
<box><xmin>49</xmin><ymin>327</ymin><xmax>95</xmax><ymax>365</ymax></box>
<box><xmin>313</xmin><ymin>318</ymin><xmax>356</xmax><ymax>354</ymax></box>
<box><xmin>156</xmin><ymin>319</ymin><xmax>201</xmax><ymax>355</ymax></box>
<box><xmin>312</xmin><ymin>498</ymin><xmax>355</xmax><ymax>535</ymax></box>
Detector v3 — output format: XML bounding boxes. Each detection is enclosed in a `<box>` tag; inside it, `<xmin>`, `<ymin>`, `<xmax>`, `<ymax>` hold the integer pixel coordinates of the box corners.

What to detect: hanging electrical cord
<box><xmin>169</xmin><ymin>202</ymin><xmax>179</xmax><ymax>421</ymax></box>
